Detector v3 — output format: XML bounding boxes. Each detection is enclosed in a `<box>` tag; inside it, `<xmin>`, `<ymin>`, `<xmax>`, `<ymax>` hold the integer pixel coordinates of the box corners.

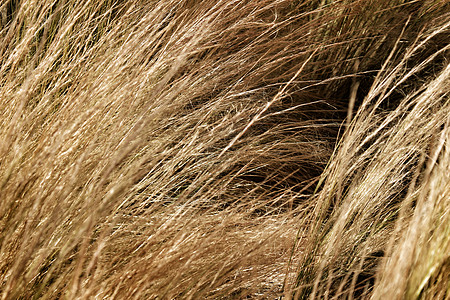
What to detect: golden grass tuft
<box><xmin>0</xmin><ymin>0</ymin><xmax>449</xmax><ymax>298</ymax></box>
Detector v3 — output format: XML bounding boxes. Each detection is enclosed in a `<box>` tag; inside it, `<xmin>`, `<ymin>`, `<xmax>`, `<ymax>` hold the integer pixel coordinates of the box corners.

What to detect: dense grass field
<box><xmin>0</xmin><ymin>0</ymin><xmax>449</xmax><ymax>298</ymax></box>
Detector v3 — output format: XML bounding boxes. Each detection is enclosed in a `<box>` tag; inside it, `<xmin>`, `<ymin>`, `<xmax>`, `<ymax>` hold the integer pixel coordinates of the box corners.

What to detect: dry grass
<box><xmin>0</xmin><ymin>0</ymin><xmax>449</xmax><ymax>299</ymax></box>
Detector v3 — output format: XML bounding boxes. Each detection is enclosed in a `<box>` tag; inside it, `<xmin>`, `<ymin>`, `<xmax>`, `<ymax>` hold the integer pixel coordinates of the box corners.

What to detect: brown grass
<box><xmin>0</xmin><ymin>0</ymin><xmax>449</xmax><ymax>298</ymax></box>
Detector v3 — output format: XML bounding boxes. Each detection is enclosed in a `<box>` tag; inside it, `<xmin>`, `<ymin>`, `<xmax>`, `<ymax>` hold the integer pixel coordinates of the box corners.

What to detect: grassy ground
<box><xmin>0</xmin><ymin>0</ymin><xmax>449</xmax><ymax>298</ymax></box>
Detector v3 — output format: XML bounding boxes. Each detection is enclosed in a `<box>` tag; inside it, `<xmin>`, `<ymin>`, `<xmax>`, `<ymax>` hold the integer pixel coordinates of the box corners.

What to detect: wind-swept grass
<box><xmin>0</xmin><ymin>0</ymin><xmax>448</xmax><ymax>298</ymax></box>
